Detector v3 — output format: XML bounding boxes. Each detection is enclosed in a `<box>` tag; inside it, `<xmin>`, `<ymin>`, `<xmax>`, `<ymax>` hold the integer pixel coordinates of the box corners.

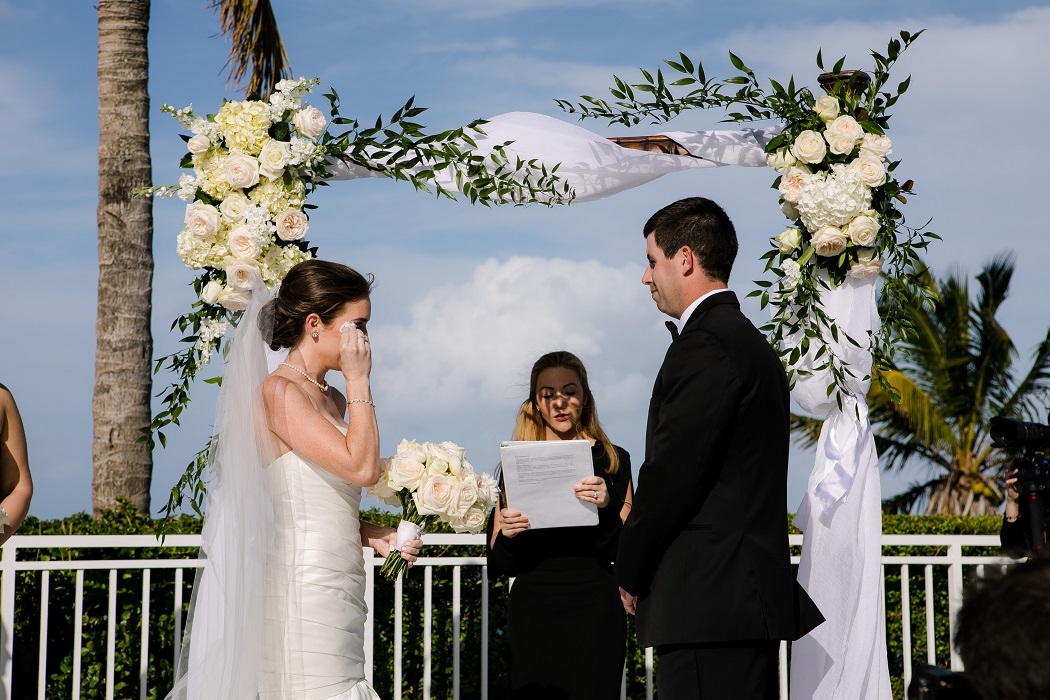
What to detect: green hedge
<box><xmin>4</xmin><ymin>506</ymin><xmax>1004</xmax><ymax>698</ymax></box>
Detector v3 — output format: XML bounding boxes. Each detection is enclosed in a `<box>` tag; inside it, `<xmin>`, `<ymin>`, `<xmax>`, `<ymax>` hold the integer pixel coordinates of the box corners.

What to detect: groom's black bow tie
<box><xmin>665</xmin><ymin>320</ymin><xmax>679</xmax><ymax>340</ymax></box>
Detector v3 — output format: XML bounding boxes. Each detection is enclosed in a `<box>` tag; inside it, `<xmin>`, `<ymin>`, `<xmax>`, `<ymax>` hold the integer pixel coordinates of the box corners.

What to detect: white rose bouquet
<box><xmin>371</xmin><ymin>439</ymin><xmax>499</xmax><ymax>581</ymax></box>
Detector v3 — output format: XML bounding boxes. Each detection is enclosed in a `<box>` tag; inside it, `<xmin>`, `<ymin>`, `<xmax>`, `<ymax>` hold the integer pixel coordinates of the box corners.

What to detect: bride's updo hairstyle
<box><xmin>263</xmin><ymin>260</ymin><xmax>374</xmax><ymax>351</ymax></box>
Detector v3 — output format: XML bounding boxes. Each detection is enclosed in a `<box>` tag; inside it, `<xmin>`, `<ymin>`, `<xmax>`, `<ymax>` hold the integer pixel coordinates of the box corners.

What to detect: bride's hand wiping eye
<box><xmin>339</xmin><ymin>321</ymin><xmax>371</xmax><ymax>381</ymax></box>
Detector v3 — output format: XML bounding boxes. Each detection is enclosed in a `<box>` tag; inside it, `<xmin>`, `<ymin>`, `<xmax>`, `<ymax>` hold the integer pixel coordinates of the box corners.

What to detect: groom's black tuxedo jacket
<box><xmin>616</xmin><ymin>291</ymin><xmax>822</xmax><ymax>648</ymax></box>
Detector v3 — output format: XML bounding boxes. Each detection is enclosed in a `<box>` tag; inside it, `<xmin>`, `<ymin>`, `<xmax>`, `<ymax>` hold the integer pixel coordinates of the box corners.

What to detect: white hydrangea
<box><xmin>248</xmin><ymin>177</ymin><xmax>306</xmax><ymax>218</ymax></box>
<box><xmin>796</xmin><ymin>163</ymin><xmax>873</xmax><ymax>231</ymax></box>
<box><xmin>259</xmin><ymin>243</ymin><xmax>313</xmax><ymax>285</ymax></box>
<box><xmin>288</xmin><ymin>136</ymin><xmax>324</xmax><ymax>167</ymax></box>
<box><xmin>189</xmin><ymin>116</ymin><xmax>222</xmax><ymax>142</ymax></box>
<box><xmin>244</xmin><ymin>203</ymin><xmax>277</xmax><ymax>239</ymax></box>
<box><xmin>177</xmin><ymin>174</ymin><xmax>198</xmax><ymax>202</ymax></box>
<box><xmin>176</xmin><ymin>228</ymin><xmax>230</xmax><ymax>270</ymax></box>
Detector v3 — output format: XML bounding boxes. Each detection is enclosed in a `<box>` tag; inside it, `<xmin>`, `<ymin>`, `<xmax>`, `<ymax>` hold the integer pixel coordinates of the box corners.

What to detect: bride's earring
<box><xmin>312</xmin><ymin>331</ymin><xmax>319</xmax><ymax>340</ymax></box>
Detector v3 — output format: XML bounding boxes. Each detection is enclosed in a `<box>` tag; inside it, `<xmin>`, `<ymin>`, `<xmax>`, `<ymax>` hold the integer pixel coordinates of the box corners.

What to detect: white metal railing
<box><xmin>0</xmin><ymin>532</ymin><xmax>1007</xmax><ymax>699</ymax></box>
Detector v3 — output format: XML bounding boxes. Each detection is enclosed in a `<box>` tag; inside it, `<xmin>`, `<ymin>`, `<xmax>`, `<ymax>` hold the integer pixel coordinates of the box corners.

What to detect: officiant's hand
<box><xmin>619</xmin><ymin>586</ymin><xmax>637</xmax><ymax>616</ymax></box>
<box><xmin>574</xmin><ymin>476</ymin><xmax>609</xmax><ymax>508</ymax></box>
<box><xmin>499</xmin><ymin>508</ymin><xmax>530</xmax><ymax>538</ymax></box>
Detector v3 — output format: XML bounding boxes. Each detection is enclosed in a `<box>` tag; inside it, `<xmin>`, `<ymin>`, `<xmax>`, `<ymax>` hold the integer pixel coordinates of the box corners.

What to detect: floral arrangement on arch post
<box><xmin>555</xmin><ymin>31</ymin><xmax>938</xmax><ymax>404</ymax></box>
<box><xmin>140</xmin><ymin>78</ymin><xmax>572</xmax><ymax>523</ymax></box>
<box><xmin>370</xmin><ymin>439</ymin><xmax>500</xmax><ymax>580</ymax></box>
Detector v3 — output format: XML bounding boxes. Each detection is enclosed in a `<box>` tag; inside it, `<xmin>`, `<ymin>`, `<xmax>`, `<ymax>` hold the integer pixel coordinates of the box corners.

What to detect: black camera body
<box><xmin>907</xmin><ymin>665</ymin><xmax>980</xmax><ymax>700</ymax></box>
<box><xmin>992</xmin><ymin>414</ymin><xmax>1050</xmax><ymax>553</ymax></box>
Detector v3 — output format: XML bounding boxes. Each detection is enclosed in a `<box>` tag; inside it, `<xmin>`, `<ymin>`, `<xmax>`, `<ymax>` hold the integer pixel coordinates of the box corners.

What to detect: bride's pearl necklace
<box><xmin>281</xmin><ymin>362</ymin><xmax>329</xmax><ymax>392</ymax></box>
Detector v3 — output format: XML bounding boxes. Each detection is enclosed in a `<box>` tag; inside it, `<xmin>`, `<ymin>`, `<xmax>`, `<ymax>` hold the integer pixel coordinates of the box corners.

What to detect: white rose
<box><xmin>791</xmin><ymin>130</ymin><xmax>827</xmax><ymax>164</ymax></box>
<box><xmin>449</xmin><ymin>478</ymin><xmax>480</xmax><ymax>518</ymax></box>
<box><xmin>811</xmin><ymin>225</ymin><xmax>848</xmax><ymax>257</ymax></box>
<box><xmin>397</xmin><ymin>439</ymin><xmax>429</xmax><ymax>465</ymax></box>
<box><xmin>778</xmin><ymin>166</ymin><xmax>811</xmax><ymax>204</ymax></box>
<box><xmin>425</xmin><ymin>443</ymin><xmax>452</xmax><ymax>476</ymax></box>
<box><xmin>219</xmin><ymin>190</ymin><xmax>250</xmax><ymax>222</ymax></box>
<box><xmin>217</xmin><ymin>287</ymin><xmax>250</xmax><ymax>311</ymax></box>
<box><xmin>201</xmin><ymin>280</ymin><xmax>223</xmax><ymax>305</ymax></box>
<box><xmin>814</xmin><ymin>95</ymin><xmax>840</xmax><ymax>122</ymax></box>
<box><xmin>781</xmin><ymin>199</ymin><xmax>800</xmax><ymax>221</ymax></box>
<box><xmin>824</xmin><ymin>130</ymin><xmax>857</xmax><ymax>156</ymax></box>
<box><xmin>859</xmin><ymin>133</ymin><xmax>893</xmax><ymax>160</ymax></box>
<box><xmin>368</xmin><ymin>471</ymin><xmax>399</xmax><ymax>505</ymax></box>
<box><xmin>847</xmin><ymin>214</ymin><xmax>880</xmax><ymax>247</ymax></box>
<box><xmin>850</xmin><ymin>155</ymin><xmax>887</xmax><ymax>187</ymax></box>
<box><xmin>293</xmin><ymin>106</ymin><xmax>328</xmax><ymax>139</ymax></box>
<box><xmin>438</xmin><ymin>441</ymin><xmax>467</xmax><ymax>476</ymax></box>
<box><xmin>227</xmin><ymin>226</ymin><xmax>262</xmax><ymax>260</ymax></box>
<box><xmin>224</xmin><ymin>153</ymin><xmax>260</xmax><ymax>189</ymax></box>
<box><xmin>187</xmin><ymin>134</ymin><xmax>211</xmax><ymax>155</ymax></box>
<box><xmin>184</xmin><ymin>202</ymin><xmax>220</xmax><ymax>238</ymax></box>
<box><xmin>257</xmin><ymin>139</ymin><xmax>292</xmax><ymax>181</ymax></box>
<box><xmin>848</xmin><ymin>248</ymin><xmax>883</xmax><ymax>280</ymax></box>
<box><xmin>449</xmin><ymin>506</ymin><xmax>487</xmax><ymax>534</ymax></box>
<box><xmin>474</xmin><ymin>472</ymin><xmax>500</xmax><ymax>508</ymax></box>
<box><xmin>389</xmin><ymin>455</ymin><xmax>427</xmax><ymax>491</ymax></box>
<box><xmin>765</xmin><ymin>148</ymin><xmax>797</xmax><ymax>171</ymax></box>
<box><xmin>827</xmin><ymin>115</ymin><xmax>864</xmax><ymax>143</ymax></box>
<box><xmin>225</xmin><ymin>260</ymin><xmax>261</xmax><ymax>290</ymax></box>
<box><xmin>414</xmin><ymin>474</ymin><xmax>455</xmax><ymax>516</ymax></box>
<box><xmin>775</xmin><ymin>228</ymin><xmax>802</xmax><ymax>254</ymax></box>
<box><xmin>275</xmin><ymin>208</ymin><xmax>309</xmax><ymax>241</ymax></box>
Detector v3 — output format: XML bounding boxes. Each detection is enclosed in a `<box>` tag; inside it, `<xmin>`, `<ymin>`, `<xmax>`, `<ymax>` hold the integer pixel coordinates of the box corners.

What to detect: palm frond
<box><xmin>882</xmin><ymin>476</ymin><xmax>943</xmax><ymax>514</ymax></box>
<box><xmin>212</xmin><ymin>0</ymin><xmax>290</xmax><ymax>98</ymax></box>
<box><xmin>870</xmin><ymin>369</ymin><xmax>956</xmax><ymax>454</ymax></box>
<box><xmin>1000</xmin><ymin>329</ymin><xmax>1050</xmax><ymax>422</ymax></box>
<box><xmin>790</xmin><ymin>412</ymin><xmax>824</xmax><ymax>449</ymax></box>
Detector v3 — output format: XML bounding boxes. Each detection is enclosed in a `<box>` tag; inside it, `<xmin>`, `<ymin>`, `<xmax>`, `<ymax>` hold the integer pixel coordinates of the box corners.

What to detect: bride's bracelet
<box><xmin>347</xmin><ymin>398</ymin><xmax>375</xmax><ymax>408</ymax></box>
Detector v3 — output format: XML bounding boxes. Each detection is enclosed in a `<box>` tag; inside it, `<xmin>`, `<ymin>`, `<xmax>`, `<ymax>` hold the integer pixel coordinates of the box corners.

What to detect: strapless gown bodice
<box><xmin>259</xmin><ymin>449</ymin><xmax>381</xmax><ymax>700</ymax></box>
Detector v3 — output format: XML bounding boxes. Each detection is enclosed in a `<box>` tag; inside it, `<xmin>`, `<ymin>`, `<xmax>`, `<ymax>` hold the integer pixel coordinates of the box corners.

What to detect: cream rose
<box><xmin>219</xmin><ymin>190</ymin><xmax>250</xmax><ymax>222</ymax></box>
<box><xmin>389</xmin><ymin>454</ymin><xmax>427</xmax><ymax>491</ymax></box>
<box><xmin>367</xmin><ymin>466</ymin><xmax>400</xmax><ymax>506</ymax></box>
<box><xmin>765</xmin><ymin>148</ymin><xmax>797</xmax><ymax>171</ymax></box>
<box><xmin>790</xmin><ymin>130</ymin><xmax>827</xmax><ymax>164</ymax></box>
<box><xmin>224</xmin><ymin>260</ymin><xmax>261</xmax><ymax>290</ymax></box>
<box><xmin>775</xmin><ymin>228</ymin><xmax>802</xmax><ymax>254</ymax></box>
<box><xmin>848</xmin><ymin>248</ymin><xmax>883</xmax><ymax>280</ymax></box>
<box><xmin>859</xmin><ymin>133</ymin><xmax>893</xmax><ymax>159</ymax></box>
<box><xmin>425</xmin><ymin>443</ymin><xmax>453</xmax><ymax>476</ymax></box>
<box><xmin>224</xmin><ymin>153</ymin><xmax>260</xmax><ymax>189</ymax></box>
<box><xmin>824</xmin><ymin>130</ymin><xmax>857</xmax><ymax>156</ymax></box>
<box><xmin>474</xmin><ymin>472</ymin><xmax>500</xmax><ymax>508</ymax></box>
<box><xmin>227</xmin><ymin>226</ymin><xmax>262</xmax><ymax>260</ymax></box>
<box><xmin>847</xmin><ymin>214</ymin><xmax>880</xmax><ymax>247</ymax></box>
<box><xmin>450</xmin><ymin>506</ymin><xmax>487</xmax><ymax>534</ymax></box>
<box><xmin>811</xmin><ymin>225</ymin><xmax>848</xmax><ymax>257</ymax></box>
<box><xmin>184</xmin><ymin>202</ymin><xmax>220</xmax><ymax>238</ymax></box>
<box><xmin>293</xmin><ymin>106</ymin><xmax>328</xmax><ymax>139</ymax></box>
<box><xmin>217</xmin><ymin>287</ymin><xmax>250</xmax><ymax>311</ymax></box>
<box><xmin>187</xmin><ymin>134</ymin><xmax>211</xmax><ymax>155</ymax></box>
<box><xmin>414</xmin><ymin>474</ymin><xmax>455</xmax><ymax>516</ymax></box>
<box><xmin>850</xmin><ymin>155</ymin><xmax>887</xmax><ymax>187</ymax></box>
<box><xmin>827</xmin><ymin>115</ymin><xmax>864</xmax><ymax>143</ymax></box>
<box><xmin>438</xmin><ymin>441</ymin><xmax>467</xmax><ymax>476</ymax></box>
<box><xmin>201</xmin><ymin>280</ymin><xmax>223</xmax><ymax>305</ymax></box>
<box><xmin>778</xmin><ymin>166</ymin><xmax>811</xmax><ymax>203</ymax></box>
<box><xmin>396</xmin><ymin>439</ymin><xmax>429</xmax><ymax>465</ymax></box>
<box><xmin>275</xmin><ymin>208</ymin><xmax>309</xmax><ymax>241</ymax></box>
<box><xmin>257</xmin><ymin>138</ymin><xmax>292</xmax><ymax>181</ymax></box>
<box><xmin>814</xmin><ymin>95</ymin><xmax>840</xmax><ymax>122</ymax></box>
<box><xmin>449</xmin><ymin>478</ymin><xmax>480</xmax><ymax>518</ymax></box>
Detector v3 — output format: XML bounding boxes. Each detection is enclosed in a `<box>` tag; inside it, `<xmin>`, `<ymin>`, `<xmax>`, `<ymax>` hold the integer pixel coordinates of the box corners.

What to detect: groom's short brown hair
<box><xmin>643</xmin><ymin>197</ymin><xmax>738</xmax><ymax>283</ymax></box>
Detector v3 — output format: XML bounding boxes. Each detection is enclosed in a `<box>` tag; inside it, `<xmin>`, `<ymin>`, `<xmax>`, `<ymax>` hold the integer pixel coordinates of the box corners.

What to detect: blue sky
<box><xmin>1</xmin><ymin>0</ymin><xmax>1048</xmax><ymax>518</ymax></box>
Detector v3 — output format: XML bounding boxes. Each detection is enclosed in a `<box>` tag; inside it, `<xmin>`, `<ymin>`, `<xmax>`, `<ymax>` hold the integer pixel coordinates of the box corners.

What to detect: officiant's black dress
<box><xmin>487</xmin><ymin>442</ymin><xmax>632</xmax><ymax>700</ymax></box>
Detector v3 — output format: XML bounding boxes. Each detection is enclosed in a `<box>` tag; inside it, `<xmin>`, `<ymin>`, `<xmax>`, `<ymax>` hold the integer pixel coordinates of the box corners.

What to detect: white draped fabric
<box><xmin>325</xmin><ymin>111</ymin><xmax>780</xmax><ymax>201</ymax></box>
<box><xmin>788</xmin><ymin>275</ymin><xmax>891</xmax><ymax>700</ymax></box>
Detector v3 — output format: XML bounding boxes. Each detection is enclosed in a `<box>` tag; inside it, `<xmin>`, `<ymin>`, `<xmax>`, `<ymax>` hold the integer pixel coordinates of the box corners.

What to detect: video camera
<box><xmin>991</xmin><ymin>414</ymin><xmax>1050</xmax><ymax>553</ymax></box>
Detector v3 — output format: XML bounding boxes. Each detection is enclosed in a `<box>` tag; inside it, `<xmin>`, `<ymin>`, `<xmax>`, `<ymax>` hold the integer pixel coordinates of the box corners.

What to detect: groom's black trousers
<box><xmin>656</xmin><ymin>640</ymin><xmax>779</xmax><ymax>700</ymax></box>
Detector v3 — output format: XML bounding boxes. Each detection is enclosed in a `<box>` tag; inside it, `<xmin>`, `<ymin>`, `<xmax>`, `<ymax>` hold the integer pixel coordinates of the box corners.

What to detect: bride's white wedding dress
<box><xmin>260</xmin><ymin>435</ymin><xmax>381</xmax><ymax>700</ymax></box>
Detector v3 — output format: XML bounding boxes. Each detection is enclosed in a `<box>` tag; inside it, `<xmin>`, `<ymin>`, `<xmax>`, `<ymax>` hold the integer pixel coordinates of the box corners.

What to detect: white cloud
<box><xmin>373</xmin><ymin>255</ymin><xmax>662</xmax><ymax>418</ymax></box>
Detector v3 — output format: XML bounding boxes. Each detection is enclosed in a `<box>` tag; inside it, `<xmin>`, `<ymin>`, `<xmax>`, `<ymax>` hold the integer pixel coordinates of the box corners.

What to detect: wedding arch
<box><xmin>145</xmin><ymin>30</ymin><xmax>934</xmax><ymax>699</ymax></box>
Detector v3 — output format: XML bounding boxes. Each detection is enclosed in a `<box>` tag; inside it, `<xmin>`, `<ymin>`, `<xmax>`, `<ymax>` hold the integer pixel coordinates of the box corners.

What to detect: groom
<box><xmin>616</xmin><ymin>197</ymin><xmax>823</xmax><ymax>699</ymax></box>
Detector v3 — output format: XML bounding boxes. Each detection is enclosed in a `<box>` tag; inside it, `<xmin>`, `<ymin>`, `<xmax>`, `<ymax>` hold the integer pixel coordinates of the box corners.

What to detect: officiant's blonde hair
<box><xmin>512</xmin><ymin>351</ymin><xmax>620</xmax><ymax>475</ymax></box>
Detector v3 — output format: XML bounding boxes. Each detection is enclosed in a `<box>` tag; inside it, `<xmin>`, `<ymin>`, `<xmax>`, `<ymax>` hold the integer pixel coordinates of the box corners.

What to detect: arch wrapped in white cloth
<box><xmin>328</xmin><ymin>110</ymin><xmax>890</xmax><ymax>697</ymax></box>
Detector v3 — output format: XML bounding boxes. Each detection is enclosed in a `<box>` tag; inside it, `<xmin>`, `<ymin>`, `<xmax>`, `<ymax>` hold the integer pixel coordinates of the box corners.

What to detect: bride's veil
<box><xmin>167</xmin><ymin>278</ymin><xmax>279</xmax><ymax>700</ymax></box>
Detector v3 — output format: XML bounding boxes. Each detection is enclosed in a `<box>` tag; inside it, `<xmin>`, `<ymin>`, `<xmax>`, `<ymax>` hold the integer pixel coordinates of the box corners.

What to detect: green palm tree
<box><xmin>791</xmin><ymin>253</ymin><xmax>1050</xmax><ymax>515</ymax></box>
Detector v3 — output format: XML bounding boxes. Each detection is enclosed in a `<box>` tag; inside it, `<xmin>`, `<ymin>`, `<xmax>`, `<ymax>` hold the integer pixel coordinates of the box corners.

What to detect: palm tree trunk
<box><xmin>94</xmin><ymin>0</ymin><xmax>153</xmax><ymax>516</ymax></box>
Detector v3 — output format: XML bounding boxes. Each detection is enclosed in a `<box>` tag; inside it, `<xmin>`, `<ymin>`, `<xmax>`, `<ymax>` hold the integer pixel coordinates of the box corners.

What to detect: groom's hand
<box><xmin>619</xmin><ymin>586</ymin><xmax>638</xmax><ymax>615</ymax></box>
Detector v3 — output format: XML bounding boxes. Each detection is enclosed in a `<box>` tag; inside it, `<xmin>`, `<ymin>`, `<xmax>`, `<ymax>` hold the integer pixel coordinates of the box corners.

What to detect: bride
<box><xmin>168</xmin><ymin>260</ymin><xmax>422</xmax><ymax>700</ymax></box>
